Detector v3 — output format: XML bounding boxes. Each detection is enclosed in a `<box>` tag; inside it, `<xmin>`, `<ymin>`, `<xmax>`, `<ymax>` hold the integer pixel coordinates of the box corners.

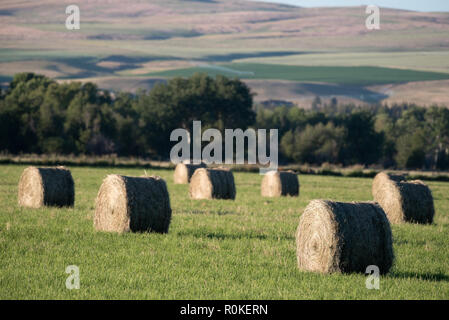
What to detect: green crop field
<box><xmin>234</xmin><ymin>51</ymin><xmax>449</xmax><ymax>74</ymax></box>
<box><xmin>0</xmin><ymin>164</ymin><xmax>448</xmax><ymax>299</ymax></box>
<box><xmin>147</xmin><ymin>63</ymin><xmax>449</xmax><ymax>85</ymax></box>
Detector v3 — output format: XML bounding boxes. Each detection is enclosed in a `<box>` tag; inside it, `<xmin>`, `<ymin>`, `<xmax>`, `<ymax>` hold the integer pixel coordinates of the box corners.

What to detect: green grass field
<box><xmin>0</xmin><ymin>164</ymin><xmax>448</xmax><ymax>299</ymax></box>
<box><xmin>147</xmin><ymin>63</ymin><xmax>449</xmax><ymax>85</ymax></box>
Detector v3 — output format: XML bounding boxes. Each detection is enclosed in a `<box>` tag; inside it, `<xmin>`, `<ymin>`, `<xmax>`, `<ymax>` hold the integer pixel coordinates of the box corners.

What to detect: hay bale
<box><xmin>372</xmin><ymin>171</ymin><xmax>405</xmax><ymax>197</ymax></box>
<box><xmin>173</xmin><ymin>163</ymin><xmax>206</xmax><ymax>184</ymax></box>
<box><xmin>94</xmin><ymin>174</ymin><xmax>172</xmax><ymax>233</ymax></box>
<box><xmin>261</xmin><ymin>171</ymin><xmax>299</xmax><ymax>197</ymax></box>
<box><xmin>296</xmin><ymin>200</ymin><xmax>394</xmax><ymax>274</ymax></box>
<box><xmin>18</xmin><ymin>166</ymin><xmax>74</xmax><ymax>208</ymax></box>
<box><xmin>372</xmin><ymin>172</ymin><xmax>434</xmax><ymax>224</ymax></box>
<box><xmin>189</xmin><ymin>168</ymin><xmax>236</xmax><ymax>200</ymax></box>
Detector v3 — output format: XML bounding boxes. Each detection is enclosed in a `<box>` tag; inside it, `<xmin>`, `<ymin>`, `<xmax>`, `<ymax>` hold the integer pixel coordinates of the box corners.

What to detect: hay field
<box><xmin>0</xmin><ymin>164</ymin><xmax>448</xmax><ymax>299</ymax></box>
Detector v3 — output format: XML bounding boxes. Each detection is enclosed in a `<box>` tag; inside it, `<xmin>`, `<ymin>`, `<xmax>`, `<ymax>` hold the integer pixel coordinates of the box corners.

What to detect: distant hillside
<box><xmin>1</xmin><ymin>0</ymin><xmax>449</xmax><ymax>107</ymax></box>
<box><xmin>2</xmin><ymin>0</ymin><xmax>448</xmax><ymax>52</ymax></box>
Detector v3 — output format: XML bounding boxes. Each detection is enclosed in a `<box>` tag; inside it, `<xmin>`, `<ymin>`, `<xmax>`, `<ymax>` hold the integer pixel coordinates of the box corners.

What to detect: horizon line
<box><xmin>250</xmin><ymin>0</ymin><xmax>449</xmax><ymax>13</ymax></box>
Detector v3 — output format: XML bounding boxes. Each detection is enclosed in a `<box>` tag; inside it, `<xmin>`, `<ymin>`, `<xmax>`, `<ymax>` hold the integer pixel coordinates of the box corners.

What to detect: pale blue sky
<box><xmin>252</xmin><ymin>0</ymin><xmax>449</xmax><ymax>12</ymax></box>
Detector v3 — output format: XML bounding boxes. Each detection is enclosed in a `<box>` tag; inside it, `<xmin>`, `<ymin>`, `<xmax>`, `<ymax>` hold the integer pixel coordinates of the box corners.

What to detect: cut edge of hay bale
<box><xmin>18</xmin><ymin>166</ymin><xmax>74</xmax><ymax>208</ymax></box>
<box><xmin>94</xmin><ymin>174</ymin><xmax>172</xmax><ymax>233</ymax></box>
<box><xmin>296</xmin><ymin>199</ymin><xmax>394</xmax><ymax>274</ymax></box>
<box><xmin>372</xmin><ymin>171</ymin><xmax>405</xmax><ymax>198</ymax></box>
<box><xmin>18</xmin><ymin>166</ymin><xmax>44</xmax><ymax>208</ymax></box>
<box><xmin>189</xmin><ymin>168</ymin><xmax>236</xmax><ymax>200</ymax></box>
<box><xmin>372</xmin><ymin>171</ymin><xmax>405</xmax><ymax>224</ymax></box>
<box><xmin>372</xmin><ymin>171</ymin><xmax>434</xmax><ymax>224</ymax></box>
<box><xmin>261</xmin><ymin>171</ymin><xmax>299</xmax><ymax>197</ymax></box>
<box><xmin>173</xmin><ymin>163</ymin><xmax>207</xmax><ymax>184</ymax></box>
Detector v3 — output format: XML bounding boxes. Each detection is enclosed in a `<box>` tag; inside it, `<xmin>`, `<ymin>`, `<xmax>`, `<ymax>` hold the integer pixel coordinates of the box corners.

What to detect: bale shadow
<box><xmin>181</xmin><ymin>209</ymin><xmax>235</xmax><ymax>216</ymax></box>
<box><xmin>177</xmin><ymin>230</ymin><xmax>294</xmax><ymax>241</ymax></box>
<box><xmin>390</xmin><ymin>271</ymin><xmax>449</xmax><ymax>282</ymax></box>
<box><xmin>177</xmin><ymin>230</ymin><xmax>267</xmax><ymax>240</ymax></box>
<box><xmin>393</xmin><ymin>239</ymin><xmax>427</xmax><ymax>246</ymax></box>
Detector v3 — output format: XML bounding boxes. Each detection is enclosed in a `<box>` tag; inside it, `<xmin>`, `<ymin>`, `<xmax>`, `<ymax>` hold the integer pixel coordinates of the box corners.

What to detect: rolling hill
<box><xmin>1</xmin><ymin>0</ymin><xmax>449</xmax><ymax>107</ymax></box>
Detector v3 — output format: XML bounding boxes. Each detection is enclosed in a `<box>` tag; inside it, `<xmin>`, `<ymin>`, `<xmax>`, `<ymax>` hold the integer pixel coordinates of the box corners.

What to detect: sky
<box><xmin>253</xmin><ymin>0</ymin><xmax>449</xmax><ymax>12</ymax></box>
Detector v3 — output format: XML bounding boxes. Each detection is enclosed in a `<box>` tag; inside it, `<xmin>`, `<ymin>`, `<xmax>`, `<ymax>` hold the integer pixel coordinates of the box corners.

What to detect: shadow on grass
<box><xmin>390</xmin><ymin>271</ymin><xmax>449</xmax><ymax>282</ymax></box>
<box><xmin>176</xmin><ymin>209</ymin><xmax>235</xmax><ymax>216</ymax></box>
<box><xmin>177</xmin><ymin>229</ymin><xmax>294</xmax><ymax>241</ymax></box>
<box><xmin>393</xmin><ymin>239</ymin><xmax>427</xmax><ymax>246</ymax></box>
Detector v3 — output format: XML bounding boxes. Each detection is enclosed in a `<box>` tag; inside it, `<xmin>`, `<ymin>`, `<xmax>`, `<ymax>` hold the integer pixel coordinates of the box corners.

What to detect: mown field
<box><xmin>0</xmin><ymin>164</ymin><xmax>448</xmax><ymax>299</ymax></box>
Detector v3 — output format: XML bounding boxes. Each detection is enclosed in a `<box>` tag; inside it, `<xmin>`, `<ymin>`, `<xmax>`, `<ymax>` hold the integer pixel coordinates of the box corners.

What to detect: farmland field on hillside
<box><xmin>147</xmin><ymin>63</ymin><xmax>449</xmax><ymax>85</ymax></box>
<box><xmin>1</xmin><ymin>0</ymin><xmax>449</xmax><ymax>106</ymax></box>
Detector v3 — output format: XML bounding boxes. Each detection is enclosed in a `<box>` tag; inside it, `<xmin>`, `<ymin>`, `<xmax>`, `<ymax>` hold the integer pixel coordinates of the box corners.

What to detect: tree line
<box><xmin>1</xmin><ymin>72</ymin><xmax>448</xmax><ymax>170</ymax></box>
<box><xmin>258</xmin><ymin>103</ymin><xmax>449</xmax><ymax>170</ymax></box>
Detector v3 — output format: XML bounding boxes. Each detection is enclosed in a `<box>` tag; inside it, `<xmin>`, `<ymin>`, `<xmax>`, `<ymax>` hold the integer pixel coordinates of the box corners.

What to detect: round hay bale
<box><xmin>261</xmin><ymin>171</ymin><xmax>299</xmax><ymax>197</ymax></box>
<box><xmin>372</xmin><ymin>171</ymin><xmax>405</xmax><ymax>198</ymax></box>
<box><xmin>189</xmin><ymin>168</ymin><xmax>236</xmax><ymax>200</ymax></box>
<box><xmin>173</xmin><ymin>163</ymin><xmax>206</xmax><ymax>184</ymax></box>
<box><xmin>94</xmin><ymin>174</ymin><xmax>172</xmax><ymax>233</ymax></box>
<box><xmin>296</xmin><ymin>200</ymin><xmax>394</xmax><ymax>274</ymax></box>
<box><xmin>18</xmin><ymin>166</ymin><xmax>74</xmax><ymax>208</ymax></box>
<box><xmin>372</xmin><ymin>172</ymin><xmax>434</xmax><ymax>224</ymax></box>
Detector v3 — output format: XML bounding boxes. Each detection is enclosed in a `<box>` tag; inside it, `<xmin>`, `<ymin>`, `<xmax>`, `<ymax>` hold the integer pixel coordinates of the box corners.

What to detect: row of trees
<box><xmin>1</xmin><ymin>72</ymin><xmax>448</xmax><ymax>170</ymax></box>
<box><xmin>0</xmin><ymin>72</ymin><xmax>254</xmax><ymax>159</ymax></box>
<box><xmin>257</xmin><ymin>103</ymin><xmax>449</xmax><ymax>169</ymax></box>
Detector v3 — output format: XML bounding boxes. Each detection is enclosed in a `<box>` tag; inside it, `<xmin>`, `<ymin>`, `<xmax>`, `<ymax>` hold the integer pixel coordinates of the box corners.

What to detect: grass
<box><xmin>146</xmin><ymin>63</ymin><xmax>449</xmax><ymax>85</ymax></box>
<box><xmin>0</xmin><ymin>164</ymin><xmax>448</xmax><ymax>299</ymax></box>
